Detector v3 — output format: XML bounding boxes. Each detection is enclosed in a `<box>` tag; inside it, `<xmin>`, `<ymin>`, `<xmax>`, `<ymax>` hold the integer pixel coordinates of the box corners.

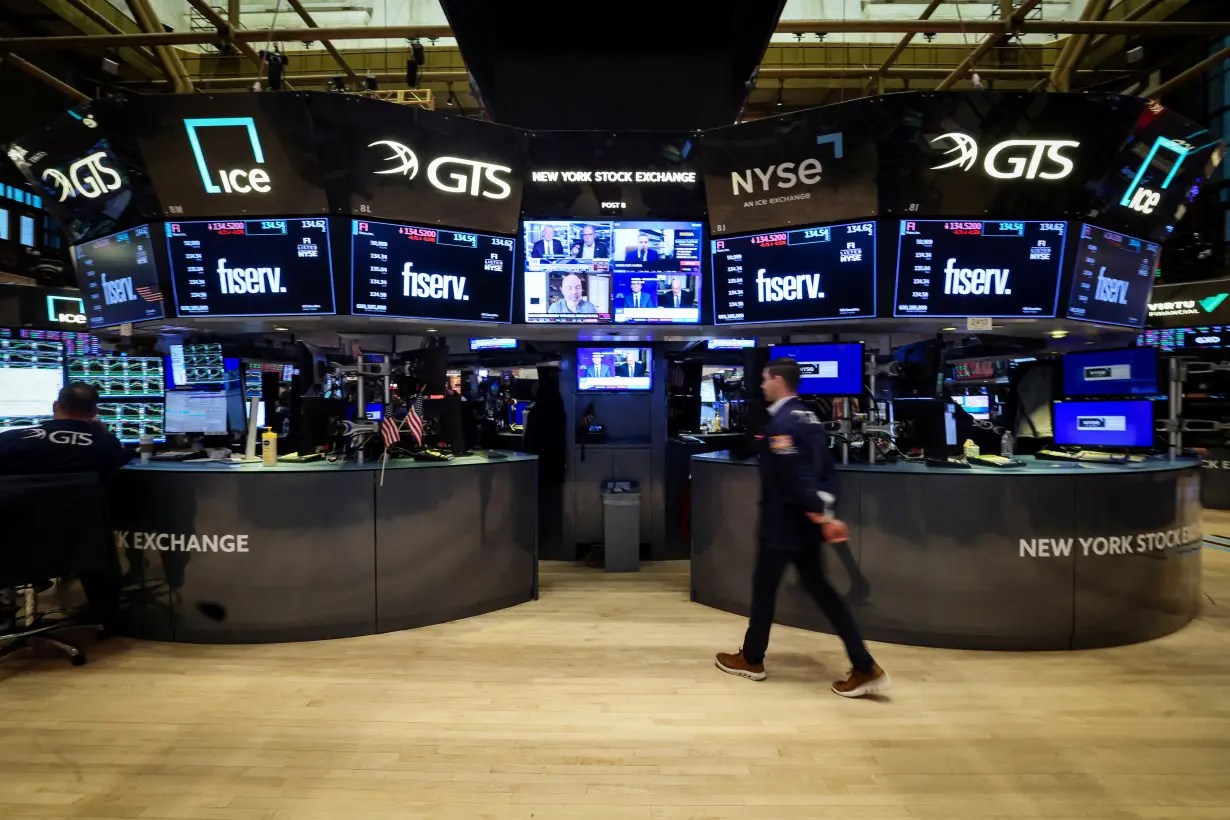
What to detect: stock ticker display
<box><xmin>351</xmin><ymin>219</ymin><xmax>516</xmax><ymax>323</ymax></box>
<box><xmin>67</xmin><ymin>355</ymin><xmax>165</xmax><ymax>443</ymax></box>
<box><xmin>711</xmin><ymin>221</ymin><xmax>876</xmax><ymax>325</ymax></box>
<box><xmin>0</xmin><ymin>338</ymin><xmax>64</xmax><ymax>432</ymax></box>
<box><xmin>894</xmin><ymin>220</ymin><xmax>1068</xmax><ymax>318</ymax></box>
<box><xmin>165</xmin><ymin>218</ymin><xmax>335</xmax><ymax>317</ymax></box>
<box><xmin>1137</xmin><ymin>326</ymin><xmax>1229</xmax><ymax>351</ymax></box>
<box><xmin>1064</xmin><ymin>224</ymin><xmax>1160</xmax><ymax>329</ymax></box>
<box><xmin>72</xmin><ymin>224</ymin><xmax>165</xmax><ymax>329</ymax></box>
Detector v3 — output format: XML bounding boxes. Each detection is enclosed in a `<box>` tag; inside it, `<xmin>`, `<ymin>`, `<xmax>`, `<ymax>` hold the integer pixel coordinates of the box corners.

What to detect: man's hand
<box><xmin>808</xmin><ymin>512</ymin><xmax>850</xmax><ymax>543</ymax></box>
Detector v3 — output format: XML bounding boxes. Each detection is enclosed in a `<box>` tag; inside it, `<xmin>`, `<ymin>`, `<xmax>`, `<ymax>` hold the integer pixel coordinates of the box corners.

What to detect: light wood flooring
<box><xmin>2</xmin><ymin>545</ymin><xmax>1229</xmax><ymax>819</ymax></box>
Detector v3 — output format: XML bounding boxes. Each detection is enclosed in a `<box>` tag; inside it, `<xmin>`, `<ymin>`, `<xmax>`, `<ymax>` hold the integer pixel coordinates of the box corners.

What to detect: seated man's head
<box><xmin>54</xmin><ymin>382</ymin><xmax>101</xmax><ymax>421</ymax></box>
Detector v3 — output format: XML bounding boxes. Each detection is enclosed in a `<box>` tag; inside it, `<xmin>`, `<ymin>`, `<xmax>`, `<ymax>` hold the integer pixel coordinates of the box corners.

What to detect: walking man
<box><xmin>715</xmin><ymin>358</ymin><xmax>890</xmax><ymax>697</ymax></box>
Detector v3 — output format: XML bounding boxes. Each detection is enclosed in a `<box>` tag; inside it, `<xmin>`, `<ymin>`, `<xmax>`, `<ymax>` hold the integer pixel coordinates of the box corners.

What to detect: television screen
<box><xmin>470</xmin><ymin>338</ymin><xmax>518</xmax><ymax>350</ymax></box>
<box><xmin>894</xmin><ymin>220</ymin><xmax>1068</xmax><ymax>318</ymax></box>
<box><xmin>168</xmin><ymin>342</ymin><xmax>226</xmax><ymax>388</ymax></box>
<box><xmin>0</xmin><ymin>328</ymin><xmax>98</xmax><ymax>357</ymax></box>
<box><xmin>351</xmin><ymin>220</ymin><xmax>515</xmax><ymax>323</ymax></box>
<box><xmin>165</xmin><ymin>218</ymin><xmax>335</xmax><ymax>317</ymax></box>
<box><xmin>96</xmin><ymin>400</ymin><xmax>165</xmax><ymax>444</ymax></box>
<box><xmin>576</xmin><ymin>347</ymin><xmax>652</xmax><ymax>391</ymax></box>
<box><xmin>72</xmin><ymin>224</ymin><xmax>165</xmax><ymax>329</ymax></box>
<box><xmin>523</xmin><ymin>220</ymin><xmax>703</xmax><ymax>324</ymax></box>
<box><xmin>1065</xmin><ymin>224</ymin><xmax>1160</xmax><ymax>328</ymax></box>
<box><xmin>707</xmin><ymin>338</ymin><xmax>756</xmax><ymax>350</ymax></box>
<box><xmin>712</xmin><ymin>221</ymin><xmax>877</xmax><ymax>324</ymax></box>
<box><xmin>165</xmin><ymin>389</ymin><xmax>229</xmax><ymax>434</ymax></box>
<box><xmin>67</xmin><ymin>355</ymin><xmax>164</xmax><ymax>399</ymax></box>
<box><xmin>768</xmin><ymin>343</ymin><xmax>864</xmax><ymax>396</ymax></box>
<box><xmin>0</xmin><ymin>338</ymin><xmax>63</xmax><ymax>432</ymax></box>
<box><xmin>1062</xmin><ymin>348</ymin><xmax>1158</xmax><ymax>397</ymax></box>
<box><xmin>1137</xmin><ymin>326</ymin><xmax>1227</xmax><ymax>351</ymax></box>
<box><xmin>953</xmin><ymin>395</ymin><xmax>991</xmax><ymax>419</ymax></box>
<box><xmin>1053</xmin><ymin>400</ymin><xmax>1154</xmax><ymax>448</ymax></box>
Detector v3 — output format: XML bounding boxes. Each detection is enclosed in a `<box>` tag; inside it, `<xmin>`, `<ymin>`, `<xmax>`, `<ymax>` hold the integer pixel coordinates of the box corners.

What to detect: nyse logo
<box><xmin>929</xmin><ymin>133</ymin><xmax>1079</xmax><ymax>180</ymax></box>
<box><xmin>1094</xmin><ymin>267</ymin><xmax>1129</xmax><ymax>305</ymax></box>
<box><xmin>185</xmin><ymin>117</ymin><xmax>271</xmax><ymax>195</ymax></box>
<box><xmin>483</xmin><ymin>254</ymin><xmax>504</xmax><ymax>272</ymax></box>
<box><xmin>101</xmin><ymin>273</ymin><xmax>138</xmax><ymax>305</ymax></box>
<box><xmin>756</xmin><ymin>269</ymin><xmax>823</xmax><ymax>302</ymax></box>
<box><xmin>369</xmin><ymin>140</ymin><xmax>512</xmax><ymax>200</ymax></box>
<box><xmin>943</xmin><ymin>258</ymin><xmax>1011</xmax><ymax>296</ymax></box>
<box><xmin>217</xmin><ymin>259</ymin><xmax>284</xmax><ymax>295</ymax></box>
<box><xmin>1077</xmin><ymin>415</ymin><xmax>1126</xmax><ymax>432</ymax></box>
<box><xmin>41</xmin><ymin>151</ymin><xmax>122</xmax><ymax>202</ymax></box>
<box><xmin>401</xmin><ymin>262</ymin><xmax>468</xmax><ymax>301</ymax></box>
<box><xmin>731</xmin><ymin>158</ymin><xmax>822</xmax><ymax>195</ymax></box>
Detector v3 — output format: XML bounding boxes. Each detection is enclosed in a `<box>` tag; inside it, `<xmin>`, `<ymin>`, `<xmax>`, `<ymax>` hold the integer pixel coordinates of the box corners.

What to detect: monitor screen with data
<box><xmin>1065</xmin><ymin>224</ymin><xmax>1160</xmax><ymax>328</ymax></box>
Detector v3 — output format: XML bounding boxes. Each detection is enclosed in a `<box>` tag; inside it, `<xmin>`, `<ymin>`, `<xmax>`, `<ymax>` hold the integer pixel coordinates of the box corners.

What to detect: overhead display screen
<box><xmin>1062</xmin><ymin>349</ymin><xmax>1158</xmax><ymax>397</ymax></box>
<box><xmin>351</xmin><ymin>219</ymin><xmax>515</xmax><ymax>323</ymax></box>
<box><xmin>712</xmin><ymin>221</ymin><xmax>876</xmax><ymax>325</ymax></box>
<box><xmin>1065</xmin><ymin>224</ymin><xmax>1160</xmax><ymax>328</ymax></box>
<box><xmin>1053</xmin><ymin>400</ymin><xmax>1154</xmax><ymax>448</ymax></box>
<box><xmin>523</xmin><ymin>220</ymin><xmax>703</xmax><ymax>324</ymax></box>
<box><xmin>72</xmin><ymin>224</ymin><xmax>165</xmax><ymax>329</ymax></box>
<box><xmin>769</xmin><ymin>343</ymin><xmax>864</xmax><ymax>396</ymax></box>
<box><xmin>894</xmin><ymin>220</ymin><xmax>1067</xmax><ymax>318</ymax></box>
<box><xmin>165</xmin><ymin>218</ymin><xmax>335</xmax><ymax>317</ymax></box>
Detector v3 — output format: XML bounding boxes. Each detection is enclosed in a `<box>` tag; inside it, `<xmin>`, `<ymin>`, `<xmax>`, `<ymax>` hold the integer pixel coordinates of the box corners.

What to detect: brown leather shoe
<box><xmin>715</xmin><ymin>650</ymin><xmax>766</xmax><ymax>681</ymax></box>
<box><xmin>832</xmin><ymin>664</ymin><xmax>891</xmax><ymax>697</ymax></box>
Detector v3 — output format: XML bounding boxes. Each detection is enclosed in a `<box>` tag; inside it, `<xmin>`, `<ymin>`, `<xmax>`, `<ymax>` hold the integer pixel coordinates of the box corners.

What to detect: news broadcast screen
<box><xmin>523</xmin><ymin>220</ymin><xmax>703</xmax><ymax>324</ymax></box>
<box><xmin>769</xmin><ymin>343</ymin><xmax>864</xmax><ymax>396</ymax></box>
<box><xmin>1065</xmin><ymin>224</ymin><xmax>1160</xmax><ymax>328</ymax></box>
<box><xmin>470</xmin><ymin>338</ymin><xmax>518</xmax><ymax>351</ymax></box>
<box><xmin>1052</xmin><ymin>400</ymin><xmax>1154</xmax><ymax>448</ymax></box>
<box><xmin>894</xmin><ymin>220</ymin><xmax>1067</xmax><ymax>318</ymax></box>
<box><xmin>1062</xmin><ymin>348</ymin><xmax>1158</xmax><ymax>397</ymax></box>
<box><xmin>576</xmin><ymin>347</ymin><xmax>652</xmax><ymax>392</ymax></box>
<box><xmin>707</xmin><ymin>338</ymin><xmax>756</xmax><ymax>350</ymax></box>
<box><xmin>165</xmin><ymin>218</ymin><xmax>335</xmax><ymax>317</ymax></box>
<box><xmin>73</xmin><ymin>224</ymin><xmax>165</xmax><ymax>329</ymax></box>
<box><xmin>352</xmin><ymin>220</ymin><xmax>515</xmax><ymax>323</ymax></box>
<box><xmin>712</xmin><ymin>221</ymin><xmax>876</xmax><ymax>325</ymax></box>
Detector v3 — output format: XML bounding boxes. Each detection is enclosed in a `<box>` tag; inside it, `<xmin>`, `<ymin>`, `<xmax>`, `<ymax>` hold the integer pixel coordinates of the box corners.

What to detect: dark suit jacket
<box><xmin>615</xmin><ymin>363</ymin><xmax>646</xmax><ymax>378</ymax></box>
<box><xmin>758</xmin><ymin>397</ymin><xmax>838</xmax><ymax>551</ymax></box>
<box><xmin>532</xmin><ymin>238</ymin><xmax>565</xmax><ymax>258</ymax></box>
<box><xmin>657</xmin><ymin>289</ymin><xmax>695</xmax><ymax>308</ymax></box>
<box><xmin>621</xmin><ymin>290</ymin><xmax>655</xmax><ymax>310</ymax></box>
<box><xmin>624</xmin><ymin>248</ymin><xmax>660</xmax><ymax>263</ymax></box>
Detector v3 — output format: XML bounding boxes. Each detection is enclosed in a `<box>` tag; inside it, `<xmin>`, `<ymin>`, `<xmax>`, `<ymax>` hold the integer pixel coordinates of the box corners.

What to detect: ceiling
<box><xmin>0</xmin><ymin>0</ymin><xmax>1226</xmax><ymax>128</ymax></box>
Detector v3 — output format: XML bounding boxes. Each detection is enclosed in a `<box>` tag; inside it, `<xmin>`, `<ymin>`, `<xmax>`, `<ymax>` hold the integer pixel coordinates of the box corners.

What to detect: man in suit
<box><xmin>531</xmin><ymin>225</ymin><xmax>564</xmax><ymax>258</ymax></box>
<box><xmin>547</xmin><ymin>274</ymin><xmax>598</xmax><ymax>315</ymax></box>
<box><xmin>615</xmin><ymin>352</ymin><xmax>645</xmax><ymax>379</ymax></box>
<box><xmin>658</xmin><ymin>278</ymin><xmax>694</xmax><ymax>309</ymax></box>
<box><xmin>582</xmin><ymin>352</ymin><xmax>613</xmax><ymax>379</ymax></box>
<box><xmin>621</xmin><ymin>279</ymin><xmax>654</xmax><ymax>310</ymax></box>
<box><xmin>577</xmin><ymin>225</ymin><xmax>608</xmax><ymax>260</ymax></box>
<box><xmin>624</xmin><ymin>233</ymin><xmax>660</xmax><ymax>264</ymax></box>
<box><xmin>714</xmin><ymin>358</ymin><xmax>890</xmax><ymax>698</ymax></box>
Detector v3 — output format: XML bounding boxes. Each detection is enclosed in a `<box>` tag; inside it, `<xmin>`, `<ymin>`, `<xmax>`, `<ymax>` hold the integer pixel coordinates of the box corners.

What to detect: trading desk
<box><xmin>111</xmin><ymin>453</ymin><xmax>538</xmax><ymax>643</ymax></box>
<box><xmin>691</xmin><ymin>453</ymin><xmax>1203</xmax><ymax>650</ymax></box>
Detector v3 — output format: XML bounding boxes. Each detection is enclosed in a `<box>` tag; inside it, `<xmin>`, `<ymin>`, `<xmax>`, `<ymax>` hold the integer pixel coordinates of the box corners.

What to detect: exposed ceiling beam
<box><xmin>128</xmin><ymin>69</ymin><xmax>469</xmax><ymax>89</ymax></box>
<box><xmin>184</xmin><ymin>0</ymin><xmax>293</xmax><ymax>90</ymax></box>
<box><xmin>55</xmin><ymin>0</ymin><xmax>162</xmax><ymax>76</ymax></box>
<box><xmin>1145</xmin><ymin>43</ymin><xmax>1230</xmax><ymax>98</ymax></box>
<box><xmin>285</xmin><ymin>0</ymin><xmax>360</xmax><ymax>89</ymax></box>
<box><xmin>126</xmin><ymin>0</ymin><xmax>191</xmax><ymax>92</ymax></box>
<box><xmin>864</xmin><ymin>0</ymin><xmax>944</xmax><ymax>95</ymax></box>
<box><xmin>1049</xmin><ymin>0</ymin><xmax>1112</xmax><ymax>92</ymax></box>
<box><xmin>936</xmin><ymin>0</ymin><xmax>1044</xmax><ymax>91</ymax></box>
<box><xmin>1087</xmin><ymin>0</ymin><xmax>1166</xmax><ymax>55</ymax></box>
<box><xmin>2</xmin><ymin>52</ymin><xmax>90</xmax><ymax>102</ymax></box>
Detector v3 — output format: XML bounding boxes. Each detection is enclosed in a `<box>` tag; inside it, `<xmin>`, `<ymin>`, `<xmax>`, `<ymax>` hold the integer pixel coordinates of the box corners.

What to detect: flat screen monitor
<box><xmin>67</xmin><ymin>355</ymin><xmax>165</xmax><ymax>399</ymax></box>
<box><xmin>1065</xmin><ymin>224</ymin><xmax>1161</xmax><ymax>328</ymax></box>
<box><xmin>1053</xmin><ymin>400</ymin><xmax>1154</xmax><ymax>448</ymax></box>
<box><xmin>712</xmin><ymin>221</ymin><xmax>877</xmax><ymax>324</ymax></box>
<box><xmin>1137</xmin><ymin>326</ymin><xmax>1227</xmax><ymax>351</ymax></box>
<box><xmin>168</xmin><ymin>342</ymin><xmax>226</xmax><ymax>388</ymax></box>
<box><xmin>707</xmin><ymin>338</ymin><xmax>756</xmax><ymax>350</ymax></box>
<box><xmin>165</xmin><ymin>389</ymin><xmax>229</xmax><ymax>434</ymax></box>
<box><xmin>768</xmin><ymin>343</ymin><xmax>864</xmax><ymax>397</ymax></box>
<box><xmin>894</xmin><ymin>220</ymin><xmax>1068</xmax><ymax>318</ymax></box>
<box><xmin>365</xmin><ymin>403</ymin><xmax>384</xmax><ymax>421</ymax></box>
<box><xmin>351</xmin><ymin>219</ymin><xmax>515</xmax><ymax>322</ymax></box>
<box><xmin>576</xmin><ymin>347</ymin><xmax>653</xmax><ymax>391</ymax></box>
<box><xmin>72</xmin><ymin>223</ymin><xmax>165</xmax><ymax>329</ymax></box>
<box><xmin>470</xmin><ymin>338</ymin><xmax>518</xmax><ymax>351</ymax></box>
<box><xmin>1</xmin><ymin>328</ymin><xmax>99</xmax><ymax>357</ymax></box>
<box><xmin>953</xmin><ymin>394</ymin><xmax>991</xmax><ymax>419</ymax></box>
<box><xmin>1062</xmin><ymin>348</ymin><xmax>1159</xmax><ymax>397</ymax></box>
<box><xmin>523</xmin><ymin>220</ymin><xmax>703</xmax><ymax>324</ymax></box>
<box><xmin>96</xmin><ymin>400</ymin><xmax>165</xmax><ymax>444</ymax></box>
<box><xmin>165</xmin><ymin>218</ymin><xmax>335</xmax><ymax>317</ymax></box>
<box><xmin>0</xmin><ymin>338</ymin><xmax>63</xmax><ymax>432</ymax></box>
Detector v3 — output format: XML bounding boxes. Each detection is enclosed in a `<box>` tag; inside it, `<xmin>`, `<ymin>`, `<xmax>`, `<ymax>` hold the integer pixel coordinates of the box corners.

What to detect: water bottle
<box><xmin>1001</xmin><ymin>430</ymin><xmax>1015</xmax><ymax>458</ymax></box>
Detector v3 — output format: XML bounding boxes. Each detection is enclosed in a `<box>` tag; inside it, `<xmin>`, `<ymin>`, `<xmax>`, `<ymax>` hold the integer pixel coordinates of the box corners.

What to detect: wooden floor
<box><xmin>2</xmin><ymin>548</ymin><xmax>1230</xmax><ymax>819</ymax></box>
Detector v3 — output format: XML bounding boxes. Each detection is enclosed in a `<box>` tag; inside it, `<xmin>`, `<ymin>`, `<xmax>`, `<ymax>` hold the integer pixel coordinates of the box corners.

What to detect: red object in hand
<box><xmin>821</xmin><ymin>519</ymin><xmax>850</xmax><ymax>543</ymax></box>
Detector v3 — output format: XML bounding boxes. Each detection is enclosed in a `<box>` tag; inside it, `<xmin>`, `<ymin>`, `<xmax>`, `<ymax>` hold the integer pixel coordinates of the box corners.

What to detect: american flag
<box><xmin>405</xmin><ymin>398</ymin><xmax>424</xmax><ymax>446</ymax></box>
<box><xmin>380</xmin><ymin>413</ymin><xmax>402</xmax><ymax>450</ymax></box>
<box><xmin>135</xmin><ymin>286</ymin><xmax>163</xmax><ymax>302</ymax></box>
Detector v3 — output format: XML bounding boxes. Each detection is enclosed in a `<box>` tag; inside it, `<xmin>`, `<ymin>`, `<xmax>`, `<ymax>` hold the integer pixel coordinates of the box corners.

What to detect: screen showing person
<box><xmin>548</xmin><ymin>272</ymin><xmax>610</xmax><ymax>317</ymax></box>
<box><xmin>615</xmin><ymin>276</ymin><xmax>658</xmax><ymax>310</ymax></box>
<box><xmin>574</xmin><ymin>224</ymin><xmax>609</xmax><ymax>260</ymax></box>
<box><xmin>617</xmin><ymin>229</ymin><xmax>666</xmax><ymax>267</ymax></box>
<box><xmin>656</xmin><ymin>276</ymin><xmax>696</xmax><ymax>309</ymax></box>
<box><xmin>577</xmin><ymin>347</ymin><xmax>653</xmax><ymax>391</ymax></box>
<box><xmin>529</xmin><ymin>223</ymin><xmax>566</xmax><ymax>258</ymax></box>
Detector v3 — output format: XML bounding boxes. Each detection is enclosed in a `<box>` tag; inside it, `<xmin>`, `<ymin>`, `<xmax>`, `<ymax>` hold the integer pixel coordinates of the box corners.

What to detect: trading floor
<box><xmin>1</xmin><ymin>542</ymin><xmax>1228</xmax><ymax>820</ymax></box>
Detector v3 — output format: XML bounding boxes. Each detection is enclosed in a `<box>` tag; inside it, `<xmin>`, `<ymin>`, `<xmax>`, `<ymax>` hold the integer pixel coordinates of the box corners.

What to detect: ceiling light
<box><xmin>273</xmin><ymin>326</ymin><xmax>290</xmax><ymax>331</ymax></box>
<box><xmin>1049</xmin><ymin>330</ymin><xmax>1069</xmax><ymax>339</ymax></box>
<box><xmin>426</xmin><ymin>328</ymin><xmax>438</xmax><ymax>333</ymax></box>
<box><xmin>941</xmin><ymin>326</ymin><xmax>957</xmax><ymax>332</ymax></box>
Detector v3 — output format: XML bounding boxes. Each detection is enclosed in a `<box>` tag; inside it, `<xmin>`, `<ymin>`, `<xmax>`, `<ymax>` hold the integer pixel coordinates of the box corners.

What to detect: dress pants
<box><xmin>741</xmin><ymin>544</ymin><xmax>875</xmax><ymax>673</ymax></box>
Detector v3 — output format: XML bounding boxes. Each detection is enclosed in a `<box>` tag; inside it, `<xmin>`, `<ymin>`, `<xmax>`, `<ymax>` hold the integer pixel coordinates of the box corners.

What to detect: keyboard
<box><xmin>278</xmin><ymin>452</ymin><xmax>323</xmax><ymax>463</ymax></box>
<box><xmin>926</xmin><ymin>457</ymin><xmax>971</xmax><ymax>469</ymax></box>
<box><xmin>1035</xmin><ymin>449</ymin><xmax>1081</xmax><ymax>461</ymax></box>
<box><xmin>969</xmin><ymin>454</ymin><xmax>1024</xmax><ymax>468</ymax></box>
<box><xmin>151</xmin><ymin>450</ymin><xmax>206</xmax><ymax>462</ymax></box>
<box><xmin>1074</xmin><ymin>450</ymin><xmax>1126</xmax><ymax>463</ymax></box>
<box><xmin>412</xmin><ymin>449</ymin><xmax>455</xmax><ymax>462</ymax></box>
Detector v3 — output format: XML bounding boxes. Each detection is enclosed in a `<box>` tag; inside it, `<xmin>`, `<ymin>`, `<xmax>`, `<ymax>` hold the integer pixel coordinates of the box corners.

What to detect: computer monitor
<box><xmin>165</xmin><ymin>390</ymin><xmax>229</xmax><ymax>435</ymax></box>
<box><xmin>953</xmin><ymin>394</ymin><xmax>991</xmax><ymax>420</ymax></box>
<box><xmin>365</xmin><ymin>403</ymin><xmax>384</xmax><ymax>421</ymax></box>
<box><xmin>1062</xmin><ymin>348</ymin><xmax>1158</xmax><ymax>397</ymax></box>
<box><xmin>891</xmin><ymin>397</ymin><xmax>953</xmax><ymax>459</ymax></box>
<box><xmin>0</xmin><ymin>338</ymin><xmax>64</xmax><ymax>432</ymax></box>
<box><xmin>707</xmin><ymin>339</ymin><xmax>756</xmax><ymax>350</ymax></box>
<box><xmin>768</xmin><ymin>343</ymin><xmax>864</xmax><ymax>397</ymax></box>
<box><xmin>1053</xmin><ymin>400</ymin><xmax>1154</xmax><ymax>448</ymax></box>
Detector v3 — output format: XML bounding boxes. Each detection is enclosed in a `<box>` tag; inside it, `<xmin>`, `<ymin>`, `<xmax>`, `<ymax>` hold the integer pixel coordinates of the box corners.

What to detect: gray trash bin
<box><xmin>601</xmin><ymin>490</ymin><xmax>641</xmax><ymax>572</ymax></box>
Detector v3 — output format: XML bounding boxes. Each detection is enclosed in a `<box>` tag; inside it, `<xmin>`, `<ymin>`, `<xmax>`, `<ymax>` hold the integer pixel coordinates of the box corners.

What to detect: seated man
<box><xmin>657</xmin><ymin>278</ymin><xmax>694</xmax><ymax>309</ymax></box>
<box><xmin>547</xmin><ymin>273</ymin><xmax>599</xmax><ymax>315</ymax></box>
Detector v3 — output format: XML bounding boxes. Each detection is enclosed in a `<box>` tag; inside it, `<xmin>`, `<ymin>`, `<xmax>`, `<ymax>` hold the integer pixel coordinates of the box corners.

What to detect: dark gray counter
<box><xmin>691</xmin><ymin>453</ymin><xmax>1203</xmax><ymax>651</ymax></box>
<box><xmin>111</xmin><ymin>453</ymin><xmax>538</xmax><ymax>643</ymax></box>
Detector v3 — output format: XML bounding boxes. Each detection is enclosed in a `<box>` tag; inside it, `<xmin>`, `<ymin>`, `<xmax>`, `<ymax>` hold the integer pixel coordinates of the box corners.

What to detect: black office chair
<box><xmin>0</xmin><ymin>472</ymin><xmax>115</xmax><ymax>666</ymax></box>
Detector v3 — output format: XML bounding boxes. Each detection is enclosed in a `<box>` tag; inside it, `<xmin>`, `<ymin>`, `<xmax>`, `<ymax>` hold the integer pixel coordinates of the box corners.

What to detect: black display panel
<box><xmin>1065</xmin><ymin>224</ymin><xmax>1160</xmax><ymax>328</ymax></box>
<box><xmin>351</xmin><ymin>219</ymin><xmax>515</xmax><ymax>323</ymax></box>
<box><xmin>894</xmin><ymin>220</ymin><xmax>1067</xmax><ymax>318</ymax></box>
<box><xmin>165</xmin><ymin>218</ymin><xmax>335</xmax><ymax>317</ymax></box>
<box><xmin>711</xmin><ymin>221</ymin><xmax>876</xmax><ymax>325</ymax></box>
<box><xmin>72</xmin><ymin>224</ymin><xmax>165</xmax><ymax>329</ymax></box>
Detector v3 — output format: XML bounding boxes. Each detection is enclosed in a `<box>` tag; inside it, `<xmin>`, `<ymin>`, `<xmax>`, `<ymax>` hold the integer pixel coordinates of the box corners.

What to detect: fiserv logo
<box><xmin>401</xmin><ymin>261</ymin><xmax>468</xmax><ymax>301</ymax></box>
<box><xmin>756</xmin><ymin>269</ymin><xmax>823</xmax><ymax>303</ymax></box>
<box><xmin>943</xmin><ymin>258</ymin><xmax>1011</xmax><ymax>296</ymax></box>
<box><xmin>185</xmin><ymin>117</ymin><xmax>271</xmax><ymax>195</ymax></box>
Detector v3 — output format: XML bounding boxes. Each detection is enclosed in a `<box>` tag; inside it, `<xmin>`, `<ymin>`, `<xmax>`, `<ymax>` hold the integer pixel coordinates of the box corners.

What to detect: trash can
<box><xmin>601</xmin><ymin>483</ymin><xmax>641</xmax><ymax>573</ymax></box>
